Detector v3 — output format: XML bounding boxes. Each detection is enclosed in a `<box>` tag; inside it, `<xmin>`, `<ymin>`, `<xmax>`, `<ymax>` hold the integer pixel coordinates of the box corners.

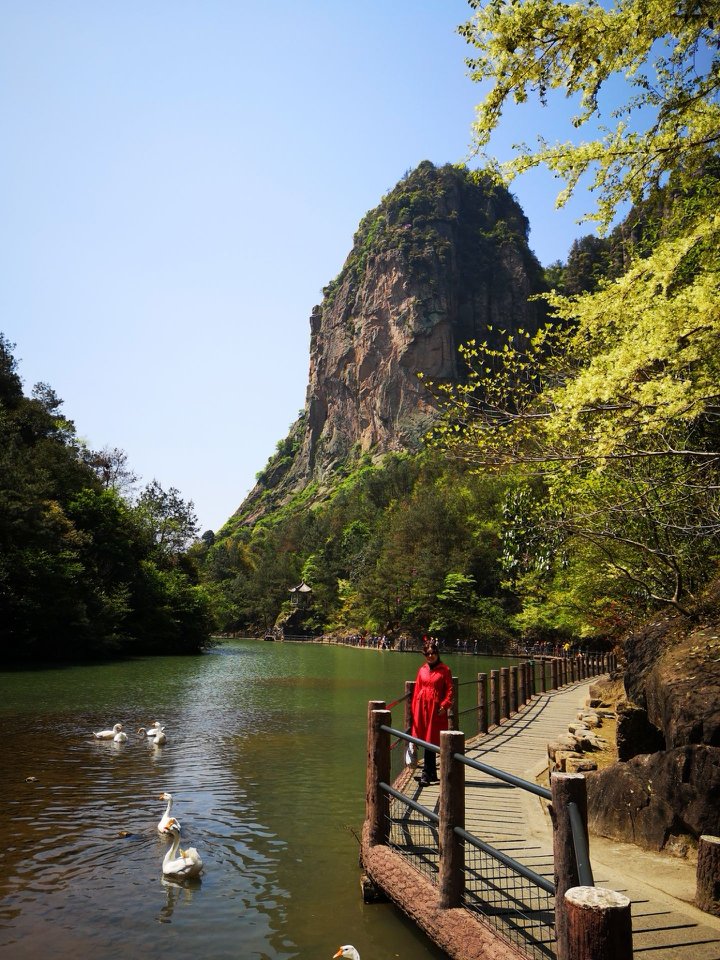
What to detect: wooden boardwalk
<box><xmin>396</xmin><ymin>680</ymin><xmax>720</xmax><ymax>959</ymax></box>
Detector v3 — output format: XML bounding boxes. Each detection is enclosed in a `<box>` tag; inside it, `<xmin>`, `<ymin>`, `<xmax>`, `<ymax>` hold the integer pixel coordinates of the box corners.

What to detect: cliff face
<box><xmin>235</xmin><ymin>162</ymin><xmax>547</xmax><ymax>524</ymax></box>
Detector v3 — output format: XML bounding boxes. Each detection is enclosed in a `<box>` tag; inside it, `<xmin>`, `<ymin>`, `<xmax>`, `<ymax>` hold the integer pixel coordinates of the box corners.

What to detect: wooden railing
<box><xmin>363</xmin><ymin>653</ymin><xmax>633</xmax><ymax>960</ymax></box>
<box><xmin>395</xmin><ymin>652</ymin><xmax>618</xmax><ymax>756</ymax></box>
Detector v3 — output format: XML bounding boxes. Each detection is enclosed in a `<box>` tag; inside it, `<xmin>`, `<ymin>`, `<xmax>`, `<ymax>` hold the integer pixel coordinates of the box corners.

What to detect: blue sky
<box><xmin>2</xmin><ymin>0</ymin><xmax>604</xmax><ymax>533</ymax></box>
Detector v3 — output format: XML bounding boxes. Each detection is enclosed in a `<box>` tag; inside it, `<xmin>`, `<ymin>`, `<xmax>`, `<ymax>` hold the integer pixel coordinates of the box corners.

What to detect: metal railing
<box><xmin>381</xmin><ymin>728</ymin><xmax>597</xmax><ymax>958</ymax></box>
<box><xmin>384</xmin><ymin>726</ymin><xmax>561</xmax><ymax>959</ymax></box>
<box><xmin>364</xmin><ymin>651</ymin><xmax>629</xmax><ymax>960</ymax></box>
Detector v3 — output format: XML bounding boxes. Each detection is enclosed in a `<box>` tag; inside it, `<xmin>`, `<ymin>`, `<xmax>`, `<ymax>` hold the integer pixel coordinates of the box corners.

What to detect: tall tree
<box><xmin>136</xmin><ymin>480</ymin><xmax>199</xmax><ymax>556</ymax></box>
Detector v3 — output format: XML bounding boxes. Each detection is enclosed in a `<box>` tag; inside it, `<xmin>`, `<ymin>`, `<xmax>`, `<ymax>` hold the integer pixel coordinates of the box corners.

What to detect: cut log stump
<box><xmin>565</xmin><ymin>886</ymin><xmax>632</xmax><ymax>960</ymax></box>
<box><xmin>696</xmin><ymin>835</ymin><xmax>720</xmax><ymax>917</ymax></box>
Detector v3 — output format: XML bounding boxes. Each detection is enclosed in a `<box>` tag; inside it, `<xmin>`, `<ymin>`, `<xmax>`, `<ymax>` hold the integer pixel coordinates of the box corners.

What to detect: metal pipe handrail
<box><xmin>456</xmin><ymin>705</ymin><xmax>480</xmax><ymax>718</ymax></box>
<box><xmin>382</xmin><ymin>725</ymin><xmax>440</xmax><ymax>754</ymax></box>
<box><xmin>381</xmin><ymin>781</ymin><xmax>440</xmax><ymax>824</ymax></box>
<box><xmin>380</xmin><ymin>781</ymin><xmax>555</xmax><ymax>895</ymax></box>
<box><xmin>568</xmin><ymin>801</ymin><xmax>594</xmax><ymax>887</ymax></box>
<box><xmin>458</xmin><ymin>752</ymin><xmax>552</xmax><ymax>801</ymax></box>
<box><xmin>383</xmin><ymin>725</ymin><xmax>553</xmax><ymax>801</ymax></box>
<box><xmin>454</xmin><ymin>826</ymin><xmax>556</xmax><ymax>895</ymax></box>
<box><xmin>386</xmin><ymin>691</ymin><xmax>410</xmax><ymax>709</ymax></box>
<box><xmin>378</xmin><ymin>714</ymin><xmax>597</xmax><ymax>908</ymax></box>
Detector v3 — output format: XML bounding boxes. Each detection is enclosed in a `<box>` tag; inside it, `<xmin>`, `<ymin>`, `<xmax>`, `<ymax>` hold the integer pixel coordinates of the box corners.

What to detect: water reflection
<box><xmin>157</xmin><ymin>875</ymin><xmax>201</xmax><ymax>924</ymax></box>
<box><xmin>0</xmin><ymin>641</ymin><xmax>490</xmax><ymax>959</ymax></box>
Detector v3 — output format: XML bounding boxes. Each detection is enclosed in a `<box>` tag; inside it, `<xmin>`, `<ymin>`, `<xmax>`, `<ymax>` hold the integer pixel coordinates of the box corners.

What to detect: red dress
<box><xmin>411</xmin><ymin>660</ymin><xmax>453</xmax><ymax>744</ymax></box>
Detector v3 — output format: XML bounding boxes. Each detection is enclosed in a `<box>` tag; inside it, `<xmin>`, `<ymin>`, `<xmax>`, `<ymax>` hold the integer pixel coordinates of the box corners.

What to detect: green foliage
<box><xmin>254</xmin><ymin>415</ymin><xmax>305</xmax><ymax>488</ymax></box>
<box><xmin>0</xmin><ymin>336</ymin><xmax>213</xmax><ymax>663</ymax></box>
<box><xmin>136</xmin><ymin>479</ymin><xmax>199</xmax><ymax>556</ymax></box>
<box><xmin>321</xmin><ymin>161</ymin><xmax>541</xmax><ymax>310</ymax></box>
<box><xmin>416</xmin><ymin>0</ymin><xmax>720</xmax><ymax>635</ymax></box>
<box><xmin>201</xmin><ymin>452</ymin><xmax>515</xmax><ymax>642</ymax></box>
<box><xmin>429</xmin><ymin>196</ymin><xmax>720</xmax><ymax>627</ymax></box>
<box><xmin>460</xmin><ymin>0</ymin><xmax>720</xmax><ymax>226</ymax></box>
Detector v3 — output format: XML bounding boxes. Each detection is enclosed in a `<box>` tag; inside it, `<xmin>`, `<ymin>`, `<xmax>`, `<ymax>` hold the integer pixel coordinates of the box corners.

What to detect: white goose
<box><xmin>162</xmin><ymin>822</ymin><xmax>203</xmax><ymax>880</ymax></box>
<box><xmin>139</xmin><ymin>721</ymin><xmax>164</xmax><ymax>738</ymax></box>
<box><xmin>138</xmin><ymin>723</ymin><xmax>167</xmax><ymax>745</ymax></box>
<box><xmin>333</xmin><ymin>948</ymin><xmax>360</xmax><ymax>960</ymax></box>
<box><xmin>157</xmin><ymin>792</ymin><xmax>181</xmax><ymax>834</ymax></box>
<box><xmin>93</xmin><ymin>723</ymin><xmax>124</xmax><ymax>740</ymax></box>
<box><xmin>113</xmin><ymin>730</ymin><xmax>128</xmax><ymax>742</ymax></box>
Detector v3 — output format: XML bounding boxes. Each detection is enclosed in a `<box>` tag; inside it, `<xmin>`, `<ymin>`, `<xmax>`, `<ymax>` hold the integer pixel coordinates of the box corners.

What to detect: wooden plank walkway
<box><xmin>396</xmin><ymin>679</ymin><xmax>720</xmax><ymax>960</ymax></box>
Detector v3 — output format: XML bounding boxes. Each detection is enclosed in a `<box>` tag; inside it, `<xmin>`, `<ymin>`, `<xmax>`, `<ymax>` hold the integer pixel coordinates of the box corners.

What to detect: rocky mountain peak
<box><xmin>233</xmin><ymin>161</ymin><xmax>547</xmax><ymax>525</ymax></box>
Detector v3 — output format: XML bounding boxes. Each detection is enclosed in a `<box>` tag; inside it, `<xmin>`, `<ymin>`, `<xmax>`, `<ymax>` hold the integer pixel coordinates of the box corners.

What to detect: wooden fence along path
<box><xmin>406</xmin><ymin>684</ymin><xmax>720</xmax><ymax>960</ymax></box>
<box><xmin>391</xmin><ymin>679</ymin><xmax>720</xmax><ymax>960</ymax></box>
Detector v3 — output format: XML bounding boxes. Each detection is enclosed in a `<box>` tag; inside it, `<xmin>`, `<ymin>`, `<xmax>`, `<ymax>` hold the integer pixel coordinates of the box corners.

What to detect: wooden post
<box><xmin>438</xmin><ymin>729</ymin><xmax>465</xmax><ymax>908</ymax></box>
<box><xmin>404</xmin><ymin>681</ymin><xmax>416</xmax><ymax>767</ymax></box>
<box><xmin>477</xmin><ymin>673</ymin><xmax>488</xmax><ymax>735</ymax></box>
<box><xmin>551</xmin><ymin>658</ymin><xmax>559</xmax><ymax>689</ymax></box>
<box><xmin>404</xmin><ymin>680</ymin><xmax>415</xmax><ymax>736</ymax></box>
<box><xmin>451</xmin><ymin>676</ymin><xmax>459</xmax><ymax>729</ymax></box>
<box><xmin>500</xmin><ymin>667</ymin><xmax>510</xmax><ymax>721</ymax></box>
<box><xmin>528</xmin><ymin>660</ymin><xmax>536</xmax><ymax>698</ymax></box>
<box><xmin>696</xmin><ymin>835</ymin><xmax>720</xmax><ymax>916</ymax></box>
<box><xmin>510</xmin><ymin>665</ymin><xmax>519</xmax><ymax>713</ymax></box>
<box><xmin>541</xmin><ymin>659</ymin><xmax>547</xmax><ymax>693</ymax></box>
<box><xmin>564</xmin><ymin>887</ymin><xmax>632</xmax><ymax>960</ymax></box>
<box><xmin>518</xmin><ymin>662</ymin><xmax>527</xmax><ymax>706</ymax></box>
<box><xmin>366</xmin><ymin>703</ymin><xmax>391</xmax><ymax>847</ymax></box>
<box><xmin>551</xmin><ymin>772</ymin><xmax>589</xmax><ymax>960</ymax></box>
<box><xmin>490</xmin><ymin>669</ymin><xmax>500</xmax><ymax>727</ymax></box>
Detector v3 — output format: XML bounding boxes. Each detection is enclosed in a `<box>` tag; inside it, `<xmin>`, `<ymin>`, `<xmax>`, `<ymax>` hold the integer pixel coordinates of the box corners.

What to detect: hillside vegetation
<box><xmin>0</xmin><ymin>336</ymin><xmax>213</xmax><ymax>663</ymax></box>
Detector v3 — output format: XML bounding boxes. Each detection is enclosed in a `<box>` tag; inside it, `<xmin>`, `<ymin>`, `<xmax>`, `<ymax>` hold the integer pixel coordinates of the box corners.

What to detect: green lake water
<box><xmin>0</xmin><ymin>640</ymin><xmax>514</xmax><ymax>960</ymax></box>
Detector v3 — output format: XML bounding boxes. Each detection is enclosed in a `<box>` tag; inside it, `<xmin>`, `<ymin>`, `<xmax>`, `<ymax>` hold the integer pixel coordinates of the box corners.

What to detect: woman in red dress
<box><xmin>411</xmin><ymin>639</ymin><xmax>453</xmax><ymax>786</ymax></box>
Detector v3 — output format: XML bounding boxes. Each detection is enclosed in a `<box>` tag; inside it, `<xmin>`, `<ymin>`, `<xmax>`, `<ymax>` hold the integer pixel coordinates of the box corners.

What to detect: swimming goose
<box><xmin>162</xmin><ymin>822</ymin><xmax>202</xmax><ymax>880</ymax></box>
<box><xmin>113</xmin><ymin>730</ymin><xmax>128</xmax><ymax>742</ymax></box>
<box><xmin>138</xmin><ymin>724</ymin><xmax>167</xmax><ymax>745</ymax></box>
<box><xmin>333</xmin><ymin>948</ymin><xmax>360</xmax><ymax>960</ymax></box>
<box><xmin>157</xmin><ymin>792</ymin><xmax>181</xmax><ymax>834</ymax></box>
<box><xmin>139</xmin><ymin>722</ymin><xmax>164</xmax><ymax>737</ymax></box>
<box><xmin>93</xmin><ymin>723</ymin><xmax>124</xmax><ymax>740</ymax></box>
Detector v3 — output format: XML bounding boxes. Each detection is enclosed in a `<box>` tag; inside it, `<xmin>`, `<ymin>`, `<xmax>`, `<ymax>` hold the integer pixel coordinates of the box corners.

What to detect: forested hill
<box><xmin>197</xmin><ymin>156</ymin><xmax>719</xmax><ymax>646</ymax></box>
<box><xmin>231</xmin><ymin>162</ymin><xmax>548</xmax><ymax>527</ymax></box>
<box><xmin>197</xmin><ymin>162</ymin><xmax>548</xmax><ymax>641</ymax></box>
<box><xmin>0</xmin><ymin>336</ymin><xmax>213</xmax><ymax>664</ymax></box>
